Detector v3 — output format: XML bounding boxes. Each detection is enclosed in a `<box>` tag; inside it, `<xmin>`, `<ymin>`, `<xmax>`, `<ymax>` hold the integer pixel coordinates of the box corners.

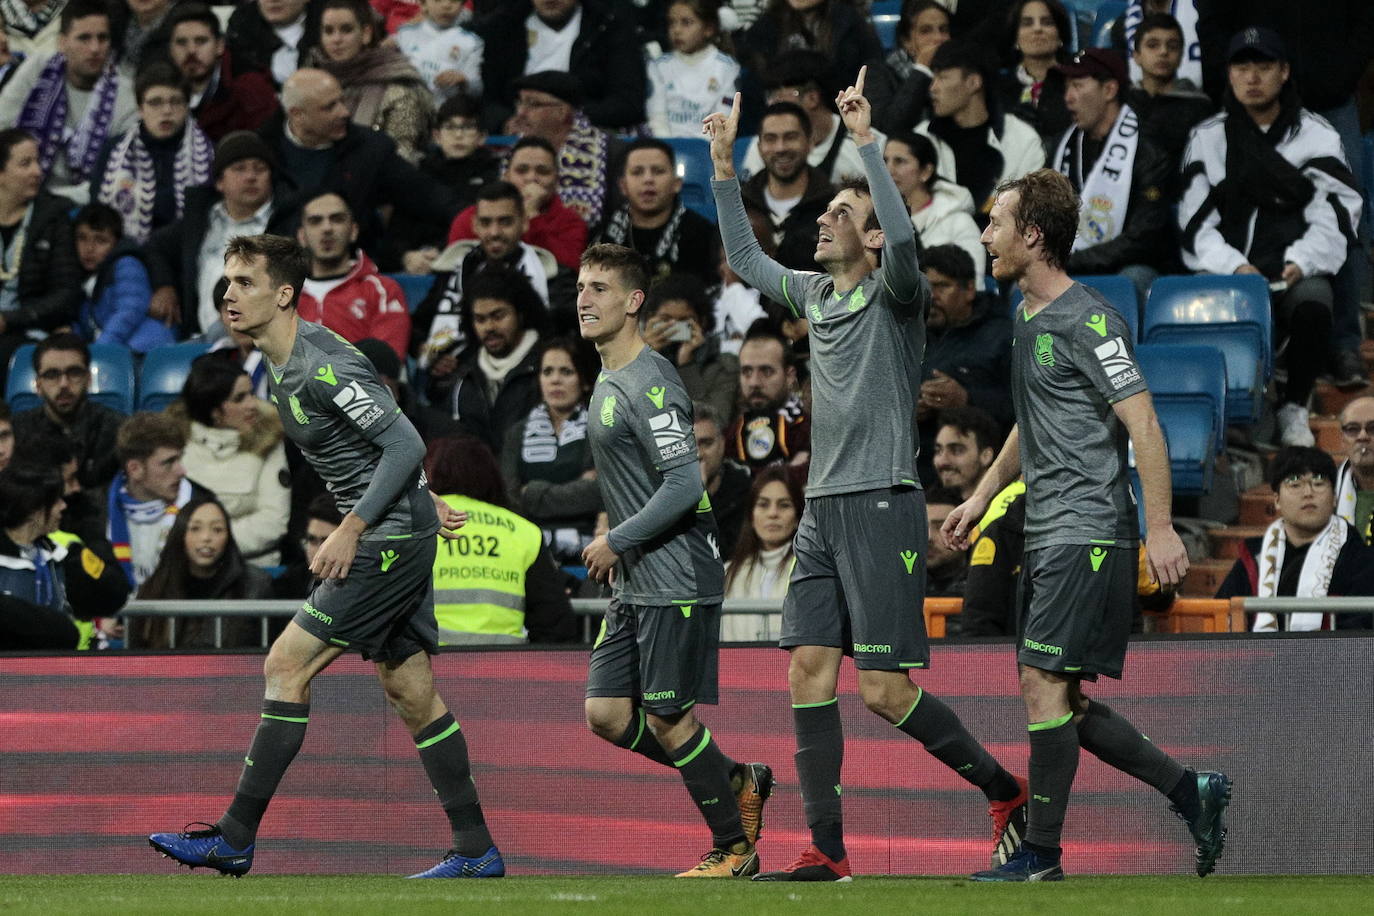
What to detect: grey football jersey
<box><xmin>268</xmin><ymin>321</ymin><xmax>437</xmax><ymax>541</ymax></box>
<box><xmin>587</xmin><ymin>346</ymin><xmax>724</xmax><ymax>605</ymax></box>
<box><xmin>1012</xmin><ymin>282</ymin><xmax>1148</xmax><ymax>550</ymax></box>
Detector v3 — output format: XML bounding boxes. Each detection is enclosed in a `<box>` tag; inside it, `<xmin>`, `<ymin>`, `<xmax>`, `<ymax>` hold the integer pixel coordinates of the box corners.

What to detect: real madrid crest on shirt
<box><xmin>1054</xmin><ymin>105</ymin><xmax>1140</xmax><ymax>251</ymax></box>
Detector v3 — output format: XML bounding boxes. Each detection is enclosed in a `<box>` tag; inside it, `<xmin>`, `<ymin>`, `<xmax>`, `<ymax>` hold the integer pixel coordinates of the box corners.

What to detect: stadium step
<box><xmin>1179</xmin><ymin>558</ymin><xmax>1234</xmax><ymax>598</ymax></box>
<box><xmin>1311</xmin><ymin>416</ymin><xmax>1344</xmax><ymax>453</ymax></box>
<box><xmin>1208</xmin><ymin>525</ymin><xmax>1267</xmax><ymax>560</ymax></box>
<box><xmin>1238</xmin><ymin>488</ymin><xmax>1277</xmax><ymax>526</ymax></box>
<box><xmin>1314</xmin><ymin>383</ymin><xmax>1371</xmax><ymax>416</ymax></box>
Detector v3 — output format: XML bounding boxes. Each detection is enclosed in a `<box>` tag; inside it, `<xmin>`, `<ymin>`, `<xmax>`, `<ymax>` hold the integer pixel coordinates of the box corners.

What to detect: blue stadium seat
<box><xmin>1008</xmin><ymin>274</ymin><xmax>1140</xmax><ymax>341</ymax></box>
<box><xmin>5</xmin><ymin>344</ymin><xmax>40</xmax><ymax>413</ymax></box>
<box><xmin>1091</xmin><ymin>0</ymin><xmax>1127</xmax><ymax>48</ymax></box>
<box><xmin>664</xmin><ymin>137</ymin><xmax>717</xmax><ymax>223</ymax></box>
<box><xmin>484</xmin><ymin>135</ymin><xmax>517</xmax><ymax>150</ymax></box>
<box><xmin>88</xmin><ymin>344</ymin><xmax>136</xmax><ymax>414</ymax></box>
<box><xmin>1141</xmin><ymin>274</ymin><xmax>1271</xmax><ymax>424</ymax></box>
<box><xmin>872</xmin><ymin>12</ymin><xmax>899</xmax><ymax>51</ymax></box>
<box><xmin>1135</xmin><ymin>343</ymin><xmax>1228</xmax><ymax>496</ymax></box>
<box><xmin>138</xmin><ymin>340</ymin><xmax>212</xmax><ymax>412</ymax></box>
<box><xmin>388</xmin><ymin>273</ymin><xmax>437</xmax><ymax>313</ymax></box>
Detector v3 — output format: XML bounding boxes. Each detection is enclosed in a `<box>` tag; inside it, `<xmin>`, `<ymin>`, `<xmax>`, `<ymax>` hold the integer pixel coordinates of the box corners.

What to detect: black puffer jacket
<box><xmin>7</xmin><ymin>189</ymin><xmax>82</xmax><ymax>333</ymax></box>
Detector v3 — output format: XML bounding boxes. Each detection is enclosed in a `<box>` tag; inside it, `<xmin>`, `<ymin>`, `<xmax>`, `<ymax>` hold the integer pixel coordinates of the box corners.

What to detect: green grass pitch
<box><xmin>2</xmin><ymin>875</ymin><xmax>1372</xmax><ymax>915</ymax></box>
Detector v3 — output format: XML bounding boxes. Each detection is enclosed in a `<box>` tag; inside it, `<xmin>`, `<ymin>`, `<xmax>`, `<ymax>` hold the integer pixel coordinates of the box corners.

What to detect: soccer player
<box><xmin>943</xmin><ymin>169</ymin><xmax>1231</xmax><ymax>881</ymax></box>
<box><xmin>148</xmin><ymin>235</ymin><xmax>503</xmax><ymax>879</ymax></box>
<box><xmin>578</xmin><ymin>242</ymin><xmax>772</xmax><ymax>878</ymax></box>
<box><xmin>706</xmin><ymin>71</ymin><xmax>1028</xmax><ymax>883</ymax></box>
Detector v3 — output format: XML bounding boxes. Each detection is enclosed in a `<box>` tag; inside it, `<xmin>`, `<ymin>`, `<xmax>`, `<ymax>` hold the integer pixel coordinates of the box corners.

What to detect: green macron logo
<box><xmin>600</xmin><ymin>395</ymin><xmax>616</xmax><ymax>427</ymax></box>
<box><xmin>1023</xmin><ymin>637</ymin><xmax>1063</xmax><ymax>656</ymax></box>
<box><xmin>1033</xmin><ymin>794</ymin><xmax>1052</xmax><ymax>803</ymax></box>
<box><xmin>1089</xmin><ymin>546</ymin><xmax>1106</xmax><ymax>573</ymax></box>
<box><xmin>646</xmin><ymin>386</ymin><xmax>666</xmax><ymax>409</ymax></box>
<box><xmin>674</xmin><ymin>601</ymin><xmax>695</xmax><ymax>619</ymax></box>
<box><xmin>1086</xmin><ymin>313</ymin><xmax>1108</xmax><ymax>337</ymax></box>
<box><xmin>834</xmin><ymin>784</ymin><xmax>842</xmax><ymax>797</ymax></box>
<box><xmin>809</xmin><ymin>301</ymin><xmax>824</xmax><ymax>323</ymax></box>
<box><xmin>1035</xmin><ymin>333</ymin><xmax>1056</xmax><ymax>367</ymax></box>
<box><xmin>380</xmin><ymin>549</ymin><xmax>399</xmax><ymax>572</ymax></box>
<box><xmin>288</xmin><ymin>394</ymin><xmax>309</xmax><ymax>425</ymax></box>
<box><xmin>245</xmin><ymin>757</ymin><xmax>254</xmax><ymax>766</ymax></box>
<box><xmin>314</xmin><ymin>364</ymin><xmax>338</xmax><ymax>385</ymax></box>
<box><xmin>900</xmin><ymin>549</ymin><xmax>918</xmax><ymax>574</ymax></box>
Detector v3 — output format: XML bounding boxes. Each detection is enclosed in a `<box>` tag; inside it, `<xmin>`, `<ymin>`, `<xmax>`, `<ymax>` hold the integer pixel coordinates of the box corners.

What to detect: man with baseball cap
<box><xmin>1051</xmin><ymin>47</ymin><xmax>1174</xmax><ymax>297</ymax></box>
<box><xmin>1179</xmin><ymin>27</ymin><xmax>1363</xmax><ymax>447</ymax></box>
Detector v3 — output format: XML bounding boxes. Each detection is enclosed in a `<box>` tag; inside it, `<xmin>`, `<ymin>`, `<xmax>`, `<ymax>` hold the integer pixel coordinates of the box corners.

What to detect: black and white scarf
<box><xmin>97</xmin><ymin>123</ymin><xmax>214</xmax><ymax>243</ymax></box>
<box><xmin>597</xmin><ymin>198</ymin><xmax>686</xmax><ymax>268</ymax></box>
<box><xmin>1054</xmin><ymin>104</ymin><xmax>1139</xmax><ymax>251</ymax></box>
<box><xmin>520</xmin><ymin>402</ymin><xmax>589</xmax><ymax>468</ymax></box>
<box><xmin>1</xmin><ymin>0</ymin><xmax>62</xmax><ymax>39</ymax></box>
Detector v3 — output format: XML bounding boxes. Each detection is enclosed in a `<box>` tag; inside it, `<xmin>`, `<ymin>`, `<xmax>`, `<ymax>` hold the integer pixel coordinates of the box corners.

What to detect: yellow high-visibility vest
<box><xmin>432</xmin><ymin>495</ymin><xmax>543</xmax><ymax>643</ymax></box>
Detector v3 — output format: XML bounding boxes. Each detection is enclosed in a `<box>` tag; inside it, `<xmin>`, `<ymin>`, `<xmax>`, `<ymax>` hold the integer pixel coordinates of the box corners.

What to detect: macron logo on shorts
<box><xmin>650</xmin><ymin>409</ymin><xmax>693</xmax><ymax>460</ymax></box>
<box><xmin>1094</xmin><ymin>337</ymin><xmax>1142</xmax><ymax>390</ymax></box>
<box><xmin>333</xmin><ymin>380</ymin><xmax>386</xmax><ymax>429</ymax></box>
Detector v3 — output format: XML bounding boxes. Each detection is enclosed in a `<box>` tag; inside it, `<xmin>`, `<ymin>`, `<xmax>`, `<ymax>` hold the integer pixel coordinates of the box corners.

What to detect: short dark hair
<box><xmin>0</xmin><ymin>463</ymin><xmax>65</xmax><ymax>528</ymax></box>
<box><xmin>0</xmin><ymin>400</ymin><xmax>11</xmax><ymax>423</ymax></box>
<box><xmin>74</xmin><ymin>202</ymin><xmax>124</xmax><ymax>240</ymax></box>
<box><xmin>536</xmin><ymin>335</ymin><xmax>597</xmax><ymax>394</ymax></box>
<box><xmin>181</xmin><ymin>353</ymin><xmax>248</xmax><ymax>428</ymax></box>
<box><xmin>135</xmin><ymin>60</ymin><xmax>189</xmax><ymax>106</ymax></box>
<box><xmin>511</xmin><ymin>134</ymin><xmax>557</xmax><ymax>163</ymax></box>
<box><xmin>760</xmin><ymin>101</ymin><xmax>811</xmax><ymax>138</ymax></box>
<box><xmin>741</xmin><ymin>321</ymin><xmax>794</xmax><ymax>369</ymax></box>
<box><xmin>644</xmin><ymin>272</ymin><xmax>713</xmax><ymax>330</ymax></box>
<box><xmin>475</xmin><ymin>179</ymin><xmax>525</xmax><ymax>215</ymax></box>
<box><xmin>938</xmin><ymin>405</ymin><xmax>1002</xmax><ymax>454</ymax></box>
<box><xmin>994</xmin><ymin>169</ymin><xmax>1079</xmax><ymax>273</ymax></box>
<box><xmin>301</xmin><ymin>188</ymin><xmax>354</xmax><ymax>219</ymax></box>
<box><xmin>461</xmin><ymin>266</ymin><xmax>547</xmax><ymax>339</ymax></box>
<box><xmin>924</xmin><ymin>484</ymin><xmax>964</xmax><ymax>508</ymax></box>
<box><xmin>1133</xmin><ymin>12</ymin><xmax>1184</xmax><ymax>51</ymax></box>
<box><xmin>0</xmin><ymin>128</ymin><xmax>36</xmax><ymax>172</ymax></box>
<box><xmin>581</xmin><ymin>243</ymin><xmax>650</xmax><ymax>297</ymax></box>
<box><xmin>930</xmin><ymin>40</ymin><xmax>992</xmax><ymax>90</ymax></box>
<box><xmin>307</xmin><ymin>491</ymin><xmax>343</xmax><ymax>526</ymax></box>
<box><xmin>61</xmin><ymin>0</ymin><xmax>110</xmax><ymax>33</ymax></box>
<box><xmin>898</xmin><ymin>0</ymin><xmax>951</xmax><ymax>44</ymax></box>
<box><xmin>835</xmin><ymin>176</ymin><xmax>884</xmax><ymax>232</ymax></box>
<box><xmin>1268</xmin><ymin>446</ymin><xmax>1337</xmax><ymax>492</ymax></box>
<box><xmin>166</xmin><ymin>2</ymin><xmax>223</xmax><ymax>40</ymax></box>
<box><xmin>117</xmin><ymin>412</ymin><xmax>188</xmax><ymax>466</ymax></box>
<box><xmin>763</xmin><ymin>49</ymin><xmax>833</xmax><ymax>98</ymax></box>
<box><xmin>223</xmin><ymin>234</ymin><xmax>309</xmax><ymax>309</ymax></box>
<box><xmin>32</xmin><ymin>332</ymin><xmax>90</xmax><ymax>372</ymax></box>
<box><xmin>621</xmin><ymin>137</ymin><xmax>676</xmax><ymax>175</ymax></box>
<box><xmin>922</xmin><ymin>244</ymin><xmax>976</xmax><ymax>285</ymax></box>
<box><xmin>693</xmin><ymin>399</ymin><xmax>724</xmax><ymax>432</ymax></box>
<box><xmin>12</xmin><ymin>430</ymin><xmax>76</xmax><ymax>469</ymax></box>
<box><xmin>424</xmin><ymin>436</ymin><xmax>508</xmax><ymax>507</ymax></box>
<box><xmin>435</xmin><ymin>93</ymin><xmax>481</xmax><ymax>126</ymax></box>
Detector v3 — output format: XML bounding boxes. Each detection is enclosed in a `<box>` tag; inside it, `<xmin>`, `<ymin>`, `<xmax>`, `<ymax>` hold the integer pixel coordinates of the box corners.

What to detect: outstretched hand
<box><xmin>431</xmin><ymin>491</ymin><xmax>468</xmax><ymax>540</ymax></box>
<box><xmin>836</xmin><ymin>66</ymin><xmax>874</xmax><ymax>145</ymax></box>
<box><xmin>703</xmin><ymin>92</ymin><xmax>741</xmax><ymax>179</ymax></box>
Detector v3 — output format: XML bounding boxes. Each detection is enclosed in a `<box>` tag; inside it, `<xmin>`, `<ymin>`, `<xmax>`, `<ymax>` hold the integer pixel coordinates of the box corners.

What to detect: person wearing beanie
<box><xmin>144</xmin><ymin>129</ymin><xmax>295</xmax><ymax>338</ymax></box>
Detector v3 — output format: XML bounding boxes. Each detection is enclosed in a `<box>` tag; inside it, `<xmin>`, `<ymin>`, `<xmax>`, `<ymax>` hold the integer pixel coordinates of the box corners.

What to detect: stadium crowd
<box><xmin>1</xmin><ymin>0</ymin><xmax>1373</xmax><ymax>650</ymax></box>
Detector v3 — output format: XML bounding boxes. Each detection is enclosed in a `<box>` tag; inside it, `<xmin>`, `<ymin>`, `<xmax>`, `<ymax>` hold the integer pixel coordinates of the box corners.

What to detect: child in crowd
<box><xmin>646</xmin><ymin>0</ymin><xmax>740</xmax><ymax>138</ymax></box>
<box><xmin>394</xmin><ymin>0</ymin><xmax>483</xmax><ymax>103</ymax></box>
<box><xmin>73</xmin><ymin>203</ymin><xmax>177</xmax><ymax>354</ymax></box>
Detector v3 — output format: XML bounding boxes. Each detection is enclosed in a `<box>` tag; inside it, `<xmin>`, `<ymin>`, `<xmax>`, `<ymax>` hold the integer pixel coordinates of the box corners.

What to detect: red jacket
<box><xmin>446</xmin><ymin>193</ymin><xmax>588</xmax><ymax>269</ymax></box>
<box><xmin>297</xmin><ymin>253</ymin><xmax>410</xmax><ymax>360</ymax></box>
<box><xmin>195</xmin><ymin>52</ymin><xmax>280</xmax><ymax>143</ymax></box>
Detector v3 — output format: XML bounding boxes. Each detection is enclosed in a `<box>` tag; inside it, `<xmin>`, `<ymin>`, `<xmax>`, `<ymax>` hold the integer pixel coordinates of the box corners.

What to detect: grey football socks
<box><xmin>218</xmin><ymin>699</ymin><xmax>309</xmax><ymax>849</ymax></box>
<box><xmin>414</xmin><ymin>713</ymin><xmax>493</xmax><ymax>857</ymax></box>
<box><xmin>1024</xmin><ymin>713</ymin><xmax>1079</xmax><ymax>854</ymax></box>
<box><xmin>669</xmin><ymin>724</ymin><xmax>746</xmax><ymax>850</ymax></box>
<box><xmin>894</xmin><ymin>687</ymin><xmax>1021</xmax><ymax>802</ymax></box>
<box><xmin>793</xmin><ymin>698</ymin><xmax>846</xmax><ymax>860</ymax></box>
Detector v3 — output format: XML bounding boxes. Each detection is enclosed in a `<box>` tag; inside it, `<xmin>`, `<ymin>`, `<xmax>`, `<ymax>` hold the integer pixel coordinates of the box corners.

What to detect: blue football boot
<box><xmin>148</xmin><ymin>823</ymin><xmax>254</xmax><ymax>876</ymax></box>
<box><xmin>406</xmin><ymin>845</ymin><xmax>506</xmax><ymax>878</ymax></box>
<box><xmin>970</xmin><ymin>845</ymin><xmax>1065</xmax><ymax>882</ymax></box>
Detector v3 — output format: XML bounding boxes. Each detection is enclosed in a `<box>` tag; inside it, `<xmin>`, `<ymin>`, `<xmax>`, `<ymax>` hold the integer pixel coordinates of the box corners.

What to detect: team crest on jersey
<box><xmin>650</xmin><ymin>409</ymin><xmax>693</xmax><ymax>460</ymax></box>
<box><xmin>1094</xmin><ymin>337</ymin><xmax>1142</xmax><ymax>389</ymax></box>
<box><xmin>1035</xmin><ymin>333</ymin><xmax>1055</xmax><ymax>367</ymax></box>
<box><xmin>288</xmin><ymin>394</ymin><xmax>309</xmax><ymax>425</ymax></box>
<box><xmin>333</xmin><ymin>380</ymin><xmax>385</xmax><ymax>429</ymax></box>
<box><xmin>600</xmin><ymin>395</ymin><xmax>616</xmax><ymax>426</ymax></box>
<box><xmin>846</xmin><ymin>286</ymin><xmax>868</xmax><ymax>312</ymax></box>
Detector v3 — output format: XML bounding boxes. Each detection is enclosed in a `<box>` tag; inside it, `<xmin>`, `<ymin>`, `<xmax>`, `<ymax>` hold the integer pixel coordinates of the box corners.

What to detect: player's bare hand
<box><xmin>1145</xmin><ymin>525</ymin><xmax>1189</xmax><ymax>588</ymax></box>
<box><xmin>582</xmin><ymin>534</ymin><xmax>620</xmax><ymax>583</ymax></box>
<box><xmin>432</xmin><ymin>491</ymin><xmax>468</xmax><ymax>538</ymax></box>
<box><xmin>703</xmin><ymin>92</ymin><xmax>740</xmax><ymax>177</ymax></box>
<box><xmin>836</xmin><ymin>66</ymin><xmax>874</xmax><ymax>144</ymax></box>
<box><xmin>942</xmin><ymin>493</ymin><xmax>989</xmax><ymax>551</ymax></box>
<box><xmin>150</xmin><ymin>286</ymin><xmax>181</xmax><ymax>328</ymax></box>
<box><xmin>435</xmin><ymin>69</ymin><xmax>466</xmax><ymax>89</ymax></box>
<box><xmin>311</xmin><ymin>523</ymin><xmax>361</xmax><ymax>580</ymax></box>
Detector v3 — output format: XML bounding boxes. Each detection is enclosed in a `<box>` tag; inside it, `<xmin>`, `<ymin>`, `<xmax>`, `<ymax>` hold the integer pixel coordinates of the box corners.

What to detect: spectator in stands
<box><xmin>208</xmin><ymin>277</ymin><xmax>269</xmax><ymax>396</ymax></box>
<box><xmin>172</xmin><ymin>354</ymin><xmax>290</xmax><ymax>568</ymax></box>
<box><xmin>996</xmin><ymin>0</ymin><xmax>1071</xmax><ymax>140</ymax></box>
<box><xmin>712</xmin><ymin>241</ymin><xmax>771</xmax><ymax>355</ymax></box>
<box><xmin>72</xmin><ymin>202</ymin><xmax>177</xmax><ymax>353</ymax></box>
<box><xmin>110</xmin><ymin>0</ymin><xmax>172</xmax><ymax>71</ymax></box>
<box><xmin>1178</xmin><ymin>28</ymin><xmax>1362</xmax><ymax>447</ymax></box>
<box><xmin>1</xmin><ymin>0</ymin><xmax>65</xmax><ymax>59</ymax></box>
<box><xmin>917</xmin><ymin>41</ymin><xmax>1044</xmax><ymax>223</ymax></box>
<box><xmin>1336</xmin><ymin>396</ymin><xmax>1374</xmax><ymax>546</ymax></box>
<box><xmin>500</xmin><ymin>336</ymin><xmax>601</xmax><ymax>564</ymax></box>
<box><xmin>1052</xmin><ymin>48</ymin><xmax>1174</xmax><ymax>296</ymax></box>
<box><xmin>146</xmin><ymin>131</ymin><xmax>291</xmax><ymax>339</ymax></box>
<box><xmin>313</xmin><ymin>0</ymin><xmax>432</xmax><ymax>163</ymax></box>
<box><xmin>725</xmin><ymin>322</ymin><xmax>808</xmax><ymax>475</ymax></box>
<box><xmin>919</xmin><ymin>245</ymin><xmax>1012</xmax><ymax>432</ymax></box>
<box><xmin>165</xmin><ymin>3</ymin><xmax>280</xmax><ymax>144</ymax></box>
<box><xmin>427</xmin><ymin>267</ymin><xmax>545</xmax><ymax>453</ymax></box>
<box><xmin>394</xmin><ymin>0</ymin><xmax>484</xmax><ymax>104</ymax></box>
<box><xmin>1124</xmin><ymin>13</ymin><xmax>1212</xmax><ymax>170</ymax></box>
<box><xmin>696</xmin><ymin>400</ymin><xmax>750</xmax><ymax>559</ymax></box>
<box><xmin>132</xmin><ymin>495</ymin><xmax>274</xmax><ymax>648</ymax></box>
<box><xmin>720</xmin><ymin>464</ymin><xmax>802</xmax><ymax>641</ymax></box>
<box><xmin>0</xmin><ymin>401</ymin><xmax>12</xmax><ymax>470</ymax></box>
<box><xmin>867</xmin><ymin>0</ymin><xmax>949</xmax><ymax>136</ymax></box>
<box><xmin>593</xmin><ymin>138</ymin><xmax>717</xmax><ymax>284</ymax></box>
<box><xmin>478</xmin><ymin>0</ymin><xmax>646</xmax><ymax>133</ymax></box>
<box><xmin>425</xmin><ymin>434</ymin><xmax>578</xmax><ymax>643</ymax></box>
<box><xmin>12</xmin><ymin>334</ymin><xmax>124</xmax><ymax>491</ymax></box>
<box><xmin>924</xmin><ymin>484</ymin><xmax>968</xmax><ymax>597</ymax></box>
<box><xmin>883</xmin><ymin>131</ymin><xmax>984</xmax><ymax>274</ymax></box>
<box><xmin>445</xmin><ymin>135</ymin><xmax>588</xmax><ymax>271</ymax></box>
<box><xmin>108</xmin><ymin>411</ymin><xmax>209</xmax><ymax>588</ymax></box>
<box><xmin>414</xmin><ymin>181</ymin><xmax>563</xmax><ymax>370</ymax></box>
<box><xmin>89</xmin><ymin>61</ymin><xmax>214</xmax><ymax>244</ymax></box>
<box><xmin>0</xmin><ymin>463</ymin><xmax>78</xmax><ymax>650</ymax></box>
<box><xmin>393</xmin><ymin>94</ymin><xmax>501</xmax><ymax>275</ymax></box>
<box><xmin>642</xmin><ymin>273</ymin><xmax>739</xmax><ymax>426</ymax></box>
<box><xmin>0</xmin><ymin>14</ymin><xmax>25</xmax><ymax>96</ymax></box>
<box><xmin>271</xmin><ymin>490</ymin><xmax>339</xmax><ymax>598</ymax></box>
<box><xmin>505</xmin><ymin>70</ymin><xmax>621</xmax><ymax>230</ymax></box>
<box><xmin>1216</xmin><ymin>446</ymin><xmax>1374</xmax><ymax>631</ymax></box>
<box><xmin>740</xmin><ymin>101</ymin><xmax>834</xmax><ymax>271</ymax></box>
<box><xmin>646</xmin><ymin>0</ymin><xmax>739</xmax><ymax>139</ymax></box>
<box><xmin>227</xmin><ymin>0</ymin><xmax>322</xmax><ymax>88</ymax></box>
<box><xmin>932</xmin><ymin>407</ymin><xmax>1000</xmax><ymax>499</ymax></box>
<box><xmin>295</xmin><ymin>190</ymin><xmax>410</xmax><ymax>361</ymax></box>
<box><xmin>0</xmin><ymin>0</ymin><xmax>137</xmax><ymax>205</ymax></box>
<box><xmin>259</xmin><ymin>68</ymin><xmax>458</xmax><ymax>264</ymax></box>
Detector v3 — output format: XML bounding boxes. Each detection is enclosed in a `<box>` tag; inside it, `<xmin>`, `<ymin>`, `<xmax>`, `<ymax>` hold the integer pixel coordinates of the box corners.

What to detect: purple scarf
<box><xmin>97</xmin><ymin>123</ymin><xmax>214</xmax><ymax>243</ymax></box>
<box><xmin>17</xmin><ymin>54</ymin><xmax>120</xmax><ymax>182</ymax></box>
<box><xmin>559</xmin><ymin>111</ymin><xmax>610</xmax><ymax>228</ymax></box>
